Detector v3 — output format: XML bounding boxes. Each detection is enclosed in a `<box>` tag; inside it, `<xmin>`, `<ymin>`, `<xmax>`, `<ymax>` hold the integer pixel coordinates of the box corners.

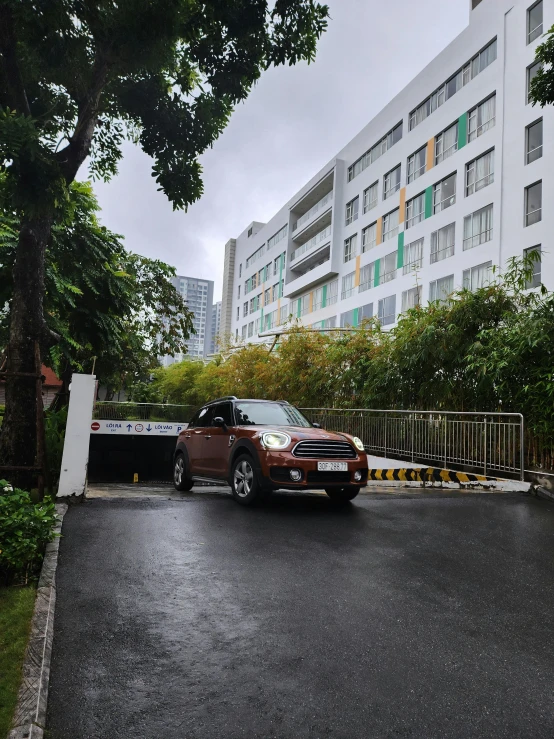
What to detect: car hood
<box><xmin>242</xmin><ymin>425</ymin><xmax>355</xmax><ymax>443</ymax></box>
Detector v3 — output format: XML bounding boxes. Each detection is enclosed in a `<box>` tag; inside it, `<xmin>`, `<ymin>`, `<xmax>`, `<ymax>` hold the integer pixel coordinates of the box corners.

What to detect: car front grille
<box><xmin>292</xmin><ymin>440</ymin><xmax>357</xmax><ymax>459</ymax></box>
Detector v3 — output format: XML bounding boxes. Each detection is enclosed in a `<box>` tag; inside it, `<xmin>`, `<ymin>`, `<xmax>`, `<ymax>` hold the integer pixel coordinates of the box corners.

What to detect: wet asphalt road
<box><xmin>47</xmin><ymin>490</ymin><xmax>554</xmax><ymax>739</ymax></box>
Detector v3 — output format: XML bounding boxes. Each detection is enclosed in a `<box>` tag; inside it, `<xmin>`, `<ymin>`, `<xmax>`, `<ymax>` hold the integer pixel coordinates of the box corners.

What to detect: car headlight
<box><xmin>261</xmin><ymin>431</ymin><xmax>291</xmax><ymax>449</ymax></box>
<box><xmin>353</xmin><ymin>437</ymin><xmax>365</xmax><ymax>452</ymax></box>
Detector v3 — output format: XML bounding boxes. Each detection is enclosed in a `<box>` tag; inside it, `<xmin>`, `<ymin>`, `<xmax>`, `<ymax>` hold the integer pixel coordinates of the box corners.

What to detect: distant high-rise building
<box><xmin>210</xmin><ymin>301</ymin><xmax>222</xmax><ymax>354</ymax></box>
<box><xmin>161</xmin><ymin>275</ymin><xmax>214</xmax><ymax>365</ymax></box>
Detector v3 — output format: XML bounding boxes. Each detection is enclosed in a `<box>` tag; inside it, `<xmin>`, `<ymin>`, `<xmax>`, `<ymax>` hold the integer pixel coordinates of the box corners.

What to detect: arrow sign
<box><xmin>146</xmin><ymin>424</ymin><xmax>152</xmax><ymax>432</ymax></box>
<box><xmin>127</xmin><ymin>424</ymin><xmax>132</xmax><ymax>432</ymax></box>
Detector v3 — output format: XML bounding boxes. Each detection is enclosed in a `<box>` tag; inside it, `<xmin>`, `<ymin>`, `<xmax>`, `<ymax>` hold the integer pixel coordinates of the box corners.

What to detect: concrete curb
<box><xmin>7</xmin><ymin>503</ymin><xmax>68</xmax><ymax>739</ymax></box>
<box><xmin>534</xmin><ymin>485</ymin><xmax>554</xmax><ymax>502</ymax></box>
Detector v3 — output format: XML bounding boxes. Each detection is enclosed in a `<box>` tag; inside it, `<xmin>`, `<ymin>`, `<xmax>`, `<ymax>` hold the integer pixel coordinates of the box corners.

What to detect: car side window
<box><xmin>188</xmin><ymin>410</ymin><xmax>201</xmax><ymax>428</ymax></box>
<box><xmin>196</xmin><ymin>406</ymin><xmax>214</xmax><ymax>428</ymax></box>
<box><xmin>212</xmin><ymin>403</ymin><xmax>233</xmax><ymax>426</ymax></box>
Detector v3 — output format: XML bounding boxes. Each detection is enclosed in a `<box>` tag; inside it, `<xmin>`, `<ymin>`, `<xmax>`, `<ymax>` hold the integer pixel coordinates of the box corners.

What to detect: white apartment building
<box><xmin>221</xmin><ymin>0</ymin><xmax>551</xmax><ymax>344</ymax></box>
<box><xmin>161</xmin><ymin>274</ymin><xmax>214</xmax><ymax>364</ymax></box>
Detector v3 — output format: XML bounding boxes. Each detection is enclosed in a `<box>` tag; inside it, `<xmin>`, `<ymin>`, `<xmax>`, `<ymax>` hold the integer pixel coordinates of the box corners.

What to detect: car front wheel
<box><xmin>325</xmin><ymin>486</ymin><xmax>360</xmax><ymax>503</ymax></box>
<box><xmin>174</xmin><ymin>453</ymin><xmax>194</xmax><ymax>492</ymax></box>
<box><xmin>231</xmin><ymin>454</ymin><xmax>268</xmax><ymax>506</ymax></box>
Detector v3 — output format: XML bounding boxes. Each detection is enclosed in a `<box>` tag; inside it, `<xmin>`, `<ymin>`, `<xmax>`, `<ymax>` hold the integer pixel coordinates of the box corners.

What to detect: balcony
<box><xmin>284</xmin><ymin>259</ymin><xmax>338</xmax><ymax>299</ymax></box>
<box><xmin>290</xmin><ymin>224</ymin><xmax>332</xmax><ymax>266</ymax></box>
<box><xmin>292</xmin><ymin>190</ymin><xmax>333</xmax><ymax>233</ymax></box>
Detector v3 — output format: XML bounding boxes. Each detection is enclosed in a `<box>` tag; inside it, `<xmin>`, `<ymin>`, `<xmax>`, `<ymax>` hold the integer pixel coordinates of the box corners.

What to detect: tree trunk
<box><xmin>0</xmin><ymin>214</ymin><xmax>53</xmax><ymax>490</ymax></box>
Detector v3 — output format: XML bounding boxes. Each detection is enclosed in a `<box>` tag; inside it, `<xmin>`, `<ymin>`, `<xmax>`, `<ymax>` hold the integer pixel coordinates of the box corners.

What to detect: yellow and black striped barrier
<box><xmin>368</xmin><ymin>468</ymin><xmax>495</xmax><ymax>483</ymax></box>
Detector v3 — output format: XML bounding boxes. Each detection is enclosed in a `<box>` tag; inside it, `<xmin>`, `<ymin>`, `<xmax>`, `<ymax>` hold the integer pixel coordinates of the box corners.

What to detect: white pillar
<box><xmin>57</xmin><ymin>374</ymin><xmax>96</xmax><ymax>498</ymax></box>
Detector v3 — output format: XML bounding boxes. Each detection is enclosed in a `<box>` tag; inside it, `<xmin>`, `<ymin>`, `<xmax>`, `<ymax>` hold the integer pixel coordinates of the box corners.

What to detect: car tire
<box><xmin>174</xmin><ymin>453</ymin><xmax>194</xmax><ymax>492</ymax></box>
<box><xmin>324</xmin><ymin>486</ymin><xmax>360</xmax><ymax>502</ymax></box>
<box><xmin>231</xmin><ymin>453</ymin><xmax>268</xmax><ymax>506</ymax></box>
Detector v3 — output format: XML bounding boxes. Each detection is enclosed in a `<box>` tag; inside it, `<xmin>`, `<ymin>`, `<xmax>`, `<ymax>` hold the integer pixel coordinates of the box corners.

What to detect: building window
<box><xmin>380</xmin><ymin>251</ymin><xmax>397</xmax><ymax>284</ymax></box>
<box><xmin>362</xmin><ymin>222</ymin><xmax>377</xmax><ymax>252</ymax></box>
<box><xmin>313</xmin><ymin>286</ymin><xmax>324</xmax><ymax>311</ymax></box>
<box><xmin>403</xmin><ymin>238</ymin><xmax>424</xmax><ymax>275</ymax></box>
<box><xmin>429</xmin><ymin>275</ymin><xmax>454</xmax><ymax>304</ymax></box>
<box><xmin>435</xmin><ymin>122</ymin><xmax>458</xmax><ymax>164</ymax></box>
<box><xmin>383</xmin><ymin>164</ymin><xmax>401</xmax><ymax>200</ymax></box>
<box><xmin>267</xmin><ymin>224</ymin><xmax>288</xmax><ymax>251</ymax></box>
<box><xmin>237</xmin><ymin>285</ymin><xmax>241</xmax><ymax>299</ymax></box>
<box><xmin>328</xmin><ymin>279</ymin><xmax>339</xmax><ymax>305</ymax></box>
<box><xmin>345</xmin><ymin>196</ymin><xmax>359</xmax><ymax>226</ymax></box>
<box><xmin>300</xmin><ymin>294</ymin><xmax>310</xmax><ymax>316</ymax></box>
<box><xmin>248</xmin><ymin>227</ymin><xmax>253</xmax><ymax>237</ymax></box>
<box><xmin>525</xmin><ymin>181</ymin><xmax>542</xmax><ymax>225</ymax></box>
<box><xmin>239</xmin><ymin>263</ymin><xmax>242</xmax><ymax>277</ymax></box>
<box><xmin>409</xmin><ymin>39</ymin><xmax>497</xmax><ymax>130</ymax></box>
<box><xmin>255</xmin><ymin>318</ymin><xmax>261</xmax><ymax>334</ymax></box>
<box><xmin>524</xmin><ymin>245</ymin><xmax>542</xmax><ymax>287</ymax></box>
<box><xmin>431</xmin><ymin>223</ymin><xmax>455</xmax><ymax>263</ymax></box>
<box><xmin>468</xmin><ymin>95</ymin><xmax>496</xmax><ymax>142</ymax></box>
<box><xmin>463</xmin><ymin>261</ymin><xmax>493</xmax><ymax>291</ymax></box>
<box><xmin>348</xmin><ymin>121</ymin><xmax>403</xmax><ymax>181</ymax></box>
<box><xmin>402</xmin><ymin>286</ymin><xmax>422</xmax><ymax>312</ymax></box>
<box><xmin>528</xmin><ymin>1</ymin><xmax>543</xmax><ymax>44</ymax></box>
<box><xmin>243</xmin><ymin>301</ymin><xmax>248</xmax><ymax>317</ymax></box>
<box><xmin>279</xmin><ymin>304</ymin><xmax>290</xmax><ymax>324</ymax></box>
<box><xmin>466</xmin><ymin>150</ymin><xmax>494</xmax><ymax>195</ymax></box>
<box><xmin>405</xmin><ymin>192</ymin><xmax>425</xmax><ymax>229</ymax></box>
<box><xmin>359</xmin><ymin>262</ymin><xmax>376</xmax><ymax>293</ymax></box>
<box><xmin>241</xmin><ymin>325</ymin><xmax>247</xmax><ymax>340</ymax></box>
<box><xmin>463</xmin><ymin>204</ymin><xmax>493</xmax><ymax>250</ymax></box>
<box><xmin>344</xmin><ymin>234</ymin><xmax>357</xmax><ymax>262</ymax></box>
<box><xmin>382</xmin><ymin>208</ymin><xmax>399</xmax><ymax>242</ymax></box>
<box><xmin>433</xmin><ymin>174</ymin><xmax>456</xmax><ymax>213</ymax></box>
<box><xmin>236</xmin><ymin>307</ymin><xmax>240</xmax><ymax>320</ymax></box>
<box><xmin>526</xmin><ymin>119</ymin><xmax>543</xmax><ymax>164</ymax></box>
<box><xmin>265</xmin><ymin>288</ymin><xmax>271</xmax><ymax>305</ymax></box>
<box><xmin>340</xmin><ymin>309</ymin><xmax>355</xmax><ymax>328</ymax></box>
<box><xmin>341</xmin><ymin>272</ymin><xmax>356</xmax><ymax>300</ymax></box>
<box><xmin>363</xmin><ymin>182</ymin><xmax>378</xmax><ymax>213</ymax></box>
<box><xmin>359</xmin><ymin>303</ymin><xmax>373</xmax><ymax>322</ymax></box>
<box><xmin>527</xmin><ymin>61</ymin><xmax>542</xmax><ymax>104</ymax></box>
<box><xmin>272</xmin><ymin>282</ymin><xmax>280</xmax><ymax>301</ymax></box>
<box><xmin>378</xmin><ymin>295</ymin><xmax>396</xmax><ymax>326</ymax></box>
<box><xmin>407</xmin><ymin>146</ymin><xmax>426</xmax><ymax>184</ymax></box>
<box><xmin>248</xmin><ymin>321</ymin><xmax>254</xmax><ymax>338</ymax></box>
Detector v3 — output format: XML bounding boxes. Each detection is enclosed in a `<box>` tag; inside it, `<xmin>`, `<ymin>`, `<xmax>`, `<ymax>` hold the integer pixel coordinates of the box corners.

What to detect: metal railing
<box><xmin>299</xmin><ymin>408</ymin><xmax>525</xmax><ymax>481</ymax></box>
<box><xmin>292</xmin><ymin>191</ymin><xmax>333</xmax><ymax>232</ymax></box>
<box><xmin>93</xmin><ymin>402</ymin><xmax>194</xmax><ymax>422</ymax></box>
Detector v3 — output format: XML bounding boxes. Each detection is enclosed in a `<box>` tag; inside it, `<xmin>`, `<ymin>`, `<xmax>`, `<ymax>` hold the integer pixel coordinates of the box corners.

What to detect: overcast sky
<box><xmin>92</xmin><ymin>0</ymin><xmax>469</xmax><ymax>301</ymax></box>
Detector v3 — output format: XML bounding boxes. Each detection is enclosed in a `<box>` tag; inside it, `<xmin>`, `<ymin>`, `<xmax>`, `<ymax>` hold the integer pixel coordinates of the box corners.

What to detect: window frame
<box><xmin>429</xmin><ymin>274</ymin><xmax>455</xmax><ymax>305</ymax></box>
<box><xmin>407</xmin><ymin>146</ymin><xmax>427</xmax><ymax>184</ymax></box>
<box><xmin>524</xmin><ymin>245</ymin><xmax>542</xmax><ymax>288</ymax></box>
<box><xmin>405</xmin><ymin>192</ymin><xmax>425</xmax><ymax>229</ymax></box>
<box><xmin>430</xmin><ymin>223</ymin><xmax>455</xmax><ymax>264</ymax></box>
<box><xmin>341</xmin><ymin>271</ymin><xmax>356</xmax><ymax>300</ymax></box>
<box><xmin>362</xmin><ymin>222</ymin><xmax>377</xmax><ymax>253</ymax></box>
<box><xmin>527</xmin><ymin>61</ymin><xmax>542</xmax><ymax>104</ymax></box>
<box><xmin>345</xmin><ymin>196</ymin><xmax>359</xmax><ymax>226</ymax></box>
<box><xmin>363</xmin><ymin>182</ymin><xmax>378</xmax><ymax>213</ymax></box>
<box><xmin>433</xmin><ymin>173</ymin><xmax>457</xmax><ymax>214</ymax></box>
<box><xmin>403</xmin><ymin>238</ymin><xmax>424</xmax><ymax>275</ymax></box>
<box><xmin>377</xmin><ymin>294</ymin><xmax>396</xmax><ymax>327</ymax></box>
<box><xmin>463</xmin><ymin>204</ymin><xmax>494</xmax><ymax>251</ymax></box>
<box><xmin>343</xmin><ymin>233</ymin><xmax>357</xmax><ymax>263</ymax></box>
<box><xmin>435</xmin><ymin>121</ymin><xmax>459</xmax><ymax>165</ymax></box>
<box><xmin>526</xmin><ymin>118</ymin><xmax>543</xmax><ymax>164</ymax></box>
<box><xmin>383</xmin><ymin>164</ymin><xmax>401</xmax><ymax>200</ymax></box>
<box><xmin>382</xmin><ymin>208</ymin><xmax>400</xmax><ymax>242</ymax></box>
<box><xmin>465</xmin><ymin>149</ymin><xmax>495</xmax><ymax>196</ymax></box>
<box><xmin>527</xmin><ymin>1</ymin><xmax>543</xmax><ymax>45</ymax></box>
<box><xmin>524</xmin><ymin>181</ymin><xmax>542</xmax><ymax>226</ymax></box>
<box><xmin>468</xmin><ymin>93</ymin><xmax>496</xmax><ymax>142</ymax></box>
<box><xmin>401</xmin><ymin>286</ymin><xmax>422</xmax><ymax>312</ymax></box>
<box><xmin>462</xmin><ymin>261</ymin><xmax>493</xmax><ymax>291</ymax></box>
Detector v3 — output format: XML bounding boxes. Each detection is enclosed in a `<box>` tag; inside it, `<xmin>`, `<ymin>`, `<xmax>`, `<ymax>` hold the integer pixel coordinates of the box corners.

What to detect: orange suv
<box><xmin>173</xmin><ymin>397</ymin><xmax>368</xmax><ymax>505</ymax></box>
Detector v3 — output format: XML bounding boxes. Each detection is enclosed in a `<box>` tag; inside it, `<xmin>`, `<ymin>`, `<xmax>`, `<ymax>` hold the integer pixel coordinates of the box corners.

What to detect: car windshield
<box><xmin>234</xmin><ymin>402</ymin><xmax>312</xmax><ymax>427</ymax></box>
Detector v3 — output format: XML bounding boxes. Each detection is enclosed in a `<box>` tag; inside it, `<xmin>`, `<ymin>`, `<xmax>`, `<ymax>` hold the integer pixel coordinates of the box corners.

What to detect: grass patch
<box><xmin>0</xmin><ymin>585</ymin><xmax>36</xmax><ymax>736</ymax></box>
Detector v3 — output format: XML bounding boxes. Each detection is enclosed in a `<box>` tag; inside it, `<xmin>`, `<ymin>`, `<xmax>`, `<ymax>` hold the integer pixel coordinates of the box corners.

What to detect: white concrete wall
<box><xmin>57</xmin><ymin>374</ymin><xmax>96</xmax><ymax>498</ymax></box>
<box><xmin>226</xmin><ymin>0</ymin><xmax>552</xmax><ymax>340</ymax></box>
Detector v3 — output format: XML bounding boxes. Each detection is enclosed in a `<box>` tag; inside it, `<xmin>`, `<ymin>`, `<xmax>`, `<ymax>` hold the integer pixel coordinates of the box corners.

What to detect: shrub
<box><xmin>0</xmin><ymin>480</ymin><xmax>58</xmax><ymax>585</ymax></box>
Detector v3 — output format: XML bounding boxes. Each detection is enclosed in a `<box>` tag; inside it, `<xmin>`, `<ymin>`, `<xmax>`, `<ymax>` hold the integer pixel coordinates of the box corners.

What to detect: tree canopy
<box><xmin>0</xmin><ymin>181</ymin><xmax>194</xmax><ymax>397</ymax></box>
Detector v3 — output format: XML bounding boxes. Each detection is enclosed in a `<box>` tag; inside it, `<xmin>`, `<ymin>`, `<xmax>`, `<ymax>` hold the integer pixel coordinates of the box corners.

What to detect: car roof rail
<box><xmin>209</xmin><ymin>396</ymin><xmax>238</xmax><ymax>404</ymax></box>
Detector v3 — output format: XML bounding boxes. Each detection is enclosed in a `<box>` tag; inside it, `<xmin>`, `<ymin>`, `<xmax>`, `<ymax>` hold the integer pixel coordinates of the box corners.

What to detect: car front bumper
<box><xmin>259</xmin><ymin>449</ymin><xmax>368</xmax><ymax>489</ymax></box>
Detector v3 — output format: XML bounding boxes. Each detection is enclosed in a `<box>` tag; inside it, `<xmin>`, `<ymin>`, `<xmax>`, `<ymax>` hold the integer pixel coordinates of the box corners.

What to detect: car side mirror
<box><xmin>213</xmin><ymin>416</ymin><xmax>228</xmax><ymax>430</ymax></box>
<box><xmin>312</xmin><ymin>422</ymin><xmax>321</xmax><ymax>428</ymax></box>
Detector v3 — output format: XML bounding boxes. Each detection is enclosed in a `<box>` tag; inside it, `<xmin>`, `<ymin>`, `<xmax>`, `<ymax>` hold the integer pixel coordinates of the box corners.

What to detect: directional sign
<box><xmin>90</xmin><ymin>420</ymin><xmax>187</xmax><ymax>436</ymax></box>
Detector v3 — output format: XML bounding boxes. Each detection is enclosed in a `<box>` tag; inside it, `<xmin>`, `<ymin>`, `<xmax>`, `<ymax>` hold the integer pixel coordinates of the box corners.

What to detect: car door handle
<box><xmin>205</xmin><ymin>435</ymin><xmax>211</xmax><ymax>440</ymax></box>
<box><xmin>184</xmin><ymin>434</ymin><xmax>191</xmax><ymax>439</ymax></box>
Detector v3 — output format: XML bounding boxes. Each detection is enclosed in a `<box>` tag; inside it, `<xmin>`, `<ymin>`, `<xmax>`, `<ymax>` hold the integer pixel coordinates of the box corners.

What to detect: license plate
<box><xmin>317</xmin><ymin>462</ymin><xmax>348</xmax><ymax>472</ymax></box>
